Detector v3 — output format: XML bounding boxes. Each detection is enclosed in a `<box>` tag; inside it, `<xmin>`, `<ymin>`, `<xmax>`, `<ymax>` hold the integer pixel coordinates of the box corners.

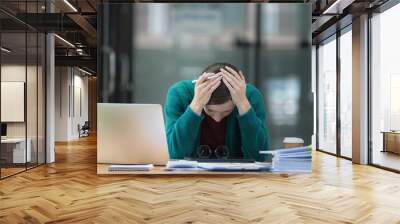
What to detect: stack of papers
<box><xmin>260</xmin><ymin>146</ymin><xmax>312</xmax><ymax>173</ymax></box>
<box><xmin>108</xmin><ymin>164</ymin><xmax>154</xmax><ymax>171</ymax></box>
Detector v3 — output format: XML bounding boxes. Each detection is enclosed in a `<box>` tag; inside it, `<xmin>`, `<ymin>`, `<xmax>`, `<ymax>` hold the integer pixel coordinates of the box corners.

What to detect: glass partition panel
<box><xmin>339</xmin><ymin>29</ymin><xmax>352</xmax><ymax>158</ymax></box>
<box><xmin>1</xmin><ymin>30</ymin><xmax>28</xmax><ymax>177</ymax></box>
<box><xmin>317</xmin><ymin>36</ymin><xmax>337</xmax><ymax>154</ymax></box>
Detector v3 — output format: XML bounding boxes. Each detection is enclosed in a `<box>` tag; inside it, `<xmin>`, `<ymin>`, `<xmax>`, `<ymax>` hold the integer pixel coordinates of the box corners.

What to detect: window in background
<box><xmin>339</xmin><ymin>28</ymin><xmax>352</xmax><ymax>158</ymax></box>
<box><xmin>371</xmin><ymin>3</ymin><xmax>400</xmax><ymax>171</ymax></box>
<box><xmin>317</xmin><ymin>36</ymin><xmax>337</xmax><ymax>154</ymax></box>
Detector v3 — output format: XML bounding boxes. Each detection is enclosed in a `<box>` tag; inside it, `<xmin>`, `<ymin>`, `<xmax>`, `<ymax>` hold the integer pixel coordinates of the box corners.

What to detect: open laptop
<box><xmin>97</xmin><ymin>103</ymin><xmax>169</xmax><ymax>165</ymax></box>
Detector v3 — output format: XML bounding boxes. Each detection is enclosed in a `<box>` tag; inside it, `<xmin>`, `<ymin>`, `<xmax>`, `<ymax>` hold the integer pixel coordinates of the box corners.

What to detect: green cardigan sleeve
<box><xmin>237</xmin><ymin>86</ymin><xmax>269</xmax><ymax>161</ymax></box>
<box><xmin>164</xmin><ymin>82</ymin><xmax>204</xmax><ymax>159</ymax></box>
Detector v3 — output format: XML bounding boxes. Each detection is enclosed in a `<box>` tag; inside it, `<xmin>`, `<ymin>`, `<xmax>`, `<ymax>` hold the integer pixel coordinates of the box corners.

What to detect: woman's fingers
<box><xmin>205</xmin><ymin>76</ymin><xmax>222</xmax><ymax>91</ymax></box>
<box><xmin>208</xmin><ymin>79</ymin><xmax>222</xmax><ymax>93</ymax></box>
<box><xmin>197</xmin><ymin>82</ymin><xmax>208</xmax><ymax>90</ymax></box>
<box><xmin>196</xmin><ymin>72</ymin><xmax>207</xmax><ymax>86</ymax></box>
<box><xmin>239</xmin><ymin>71</ymin><xmax>245</xmax><ymax>81</ymax></box>
<box><xmin>222</xmin><ymin>77</ymin><xmax>235</xmax><ymax>93</ymax></box>
<box><xmin>220</xmin><ymin>70</ymin><xmax>240</xmax><ymax>86</ymax></box>
<box><xmin>197</xmin><ymin>76</ymin><xmax>220</xmax><ymax>94</ymax></box>
<box><xmin>197</xmin><ymin>73</ymin><xmax>215</xmax><ymax>89</ymax></box>
<box><xmin>196</xmin><ymin>72</ymin><xmax>214</xmax><ymax>86</ymax></box>
<box><xmin>221</xmin><ymin>72</ymin><xmax>240</xmax><ymax>89</ymax></box>
<box><xmin>224</xmin><ymin>66</ymin><xmax>242</xmax><ymax>81</ymax></box>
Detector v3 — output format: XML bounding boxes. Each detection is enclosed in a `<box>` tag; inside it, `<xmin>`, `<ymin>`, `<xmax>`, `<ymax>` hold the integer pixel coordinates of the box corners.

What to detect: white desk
<box><xmin>1</xmin><ymin>138</ymin><xmax>31</xmax><ymax>163</ymax></box>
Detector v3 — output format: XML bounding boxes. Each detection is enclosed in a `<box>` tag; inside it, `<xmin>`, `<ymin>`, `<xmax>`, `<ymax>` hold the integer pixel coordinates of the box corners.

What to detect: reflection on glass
<box><xmin>265</xmin><ymin>76</ymin><xmax>300</xmax><ymax>126</ymax></box>
<box><xmin>318</xmin><ymin>37</ymin><xmax>337</xmax><ymax>154</ymax></box>
<box><xmin>371</xmin><ymin>4</ymin><xmax>400</xmax><ymax>171</ymax></box>
<box><xmin>260</xmin><ymin>4</ymin><xmax>313</xmax><ymax>148</ymax></box>
<box><xmin>340</xmin><ymin>30</ymin><xmax>352</xmax><ymax>158</ymax></box>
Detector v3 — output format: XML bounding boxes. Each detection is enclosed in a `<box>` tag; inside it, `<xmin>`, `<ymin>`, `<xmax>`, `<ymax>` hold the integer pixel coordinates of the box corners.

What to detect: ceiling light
<box><xmin>322</xmin><ymin>0</ymin><xmax>343</xmax><ymax>14</ymax></box>
<box><xmin>78</xmin><ymin>67</ymin><xmax>92</xmax><ymax>76</ymax></box>
<box><xmin>1</xmin><ymin>47</ymin><xmax>11</xmax><ymax>53</ymax></box>
<box><xmin>63</xmin><ymin>0</ymin><xmax>78</xmax><ymax>12</ymax></box>
<box><xmin>54</xmin><ymin>34</ymin><xmax>75</xmax><ymax>48</ymax></box>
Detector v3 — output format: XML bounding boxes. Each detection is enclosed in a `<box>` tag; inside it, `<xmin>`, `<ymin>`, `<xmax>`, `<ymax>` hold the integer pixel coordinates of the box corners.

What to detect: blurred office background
<box><xmin>98</xmin><ymin>3</ymin><xmax>313</xmax><ymax>149</ymax></box>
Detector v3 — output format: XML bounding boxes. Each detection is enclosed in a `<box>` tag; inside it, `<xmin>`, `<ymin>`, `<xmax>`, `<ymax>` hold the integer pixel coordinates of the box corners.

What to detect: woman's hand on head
<box><xmin>220</xmin><ymin>67</ymin><xmax>251</xmax><ymax>115</ymax></box>
<box><xmin>190</xmin><ymin>73</ymin><xmax>222</xmax><ymax>116</ymax></box>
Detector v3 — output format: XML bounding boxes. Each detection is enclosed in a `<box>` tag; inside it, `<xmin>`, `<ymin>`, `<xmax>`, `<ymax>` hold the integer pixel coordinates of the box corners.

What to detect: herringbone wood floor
<box><xmin>1</xmin><ymin>135</ymin><xmax>400</xmax><ymax>224</ymax></box>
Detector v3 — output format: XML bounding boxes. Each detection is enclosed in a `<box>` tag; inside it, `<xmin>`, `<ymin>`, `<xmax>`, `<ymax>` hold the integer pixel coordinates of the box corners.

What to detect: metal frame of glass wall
<box><xmin>0</xmin><ymin>0</ymin><xmax>47</xmax><ymax>180</ymax></box>
<box><xmin>315</xmin><ymin>23</ymin><xmax>353</xmax><ymax>161</ymax></box>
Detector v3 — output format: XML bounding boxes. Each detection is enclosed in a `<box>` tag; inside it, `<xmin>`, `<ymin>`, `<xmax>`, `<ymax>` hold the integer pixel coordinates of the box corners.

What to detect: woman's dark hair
<box><xmin>200</xmin><ymin>62</ymin><xmax>241</xmax><ymax>105</ymax></box>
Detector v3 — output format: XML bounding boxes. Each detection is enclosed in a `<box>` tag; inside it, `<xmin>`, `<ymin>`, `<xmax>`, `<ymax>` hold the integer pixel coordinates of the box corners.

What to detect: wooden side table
<box><xmin>381</xmin><ymin>131</ymin><xmax>400</xmax><ymax>154</ymax></box>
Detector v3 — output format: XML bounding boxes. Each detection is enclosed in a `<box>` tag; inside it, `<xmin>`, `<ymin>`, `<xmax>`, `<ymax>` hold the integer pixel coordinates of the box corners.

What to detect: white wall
<box><xmin>1</xmin><ymin>64</ymin><xmax>46</xmax><ymax>163</ymax></box>
<box><xmin>55</xmin><ymin>67</ymin><xmax>89</xmax><ymax>141</ymax></box>
<box><xmin>72</xmin><ymin>74</ymin><xmax>89</xmax><ymax>138</ymax></box>
<box><xmin>1</xmin><ymin>82</ymin><xmax>25</xmax><ymax>122</ymax></box>
<box><xmin>1</xmin><ymin>65</ymin><xmax>27</xmax><ymax>140</ymax></box>
<box><xmin>55</xmin><ymin>67</ymin><xmax>70</xmax><ymax>141</ymax></box>
<box><xmin>1</xmin><ymin>65</ymin><xmax>41</xmax><ymax>138</ymax></box>
<box><xmin>1</xmin><ymin>65</ymin><xmax>26</xmax><ymax>130</ymax></box>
